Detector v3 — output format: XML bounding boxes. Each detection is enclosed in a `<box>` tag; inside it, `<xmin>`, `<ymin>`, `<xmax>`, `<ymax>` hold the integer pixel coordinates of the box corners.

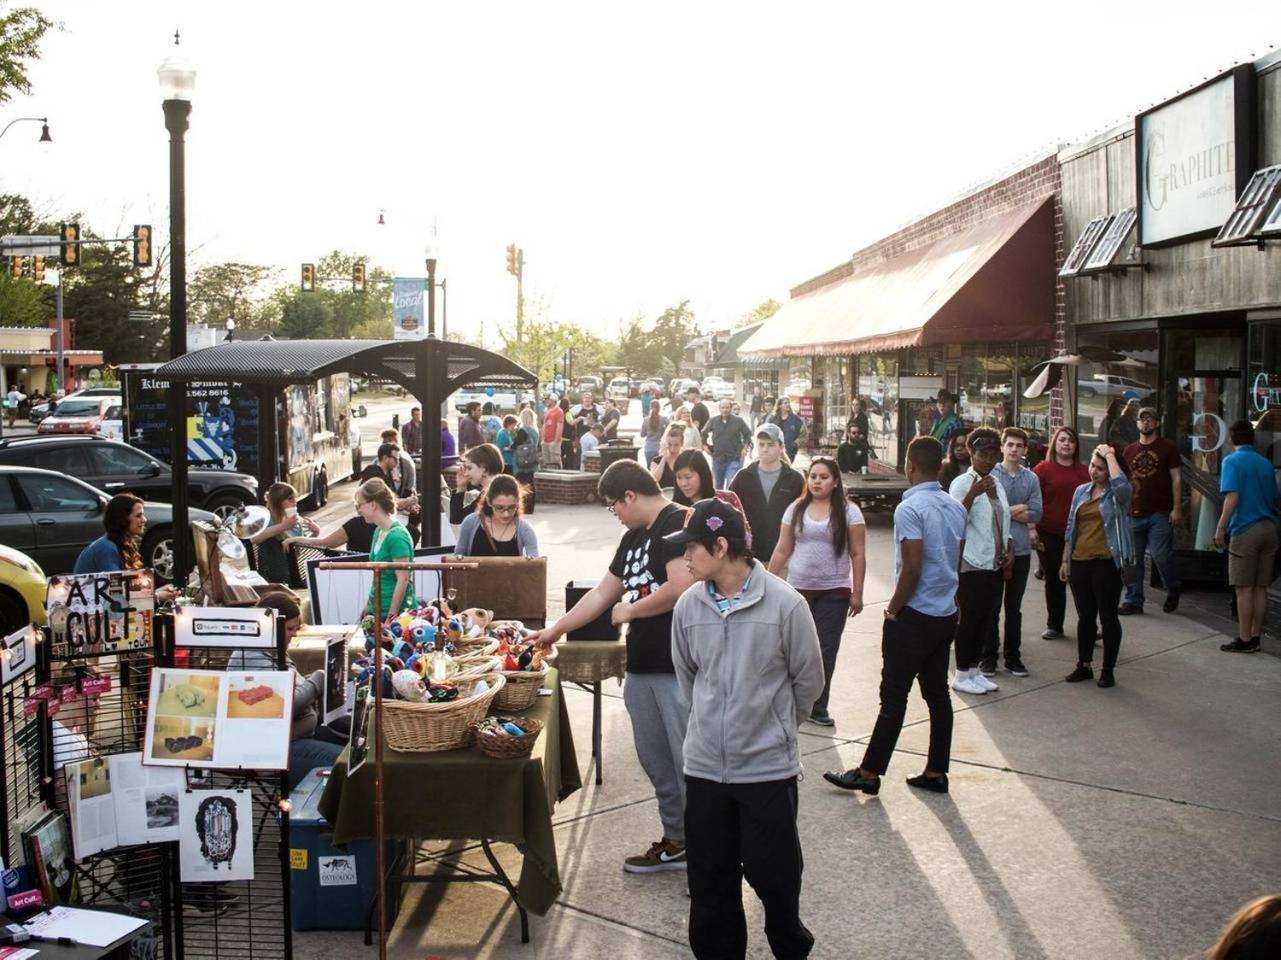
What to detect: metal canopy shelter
<box><xmin>154</xmin><ymin>337</ymin><xmax>536</xmax><ymax>580</ymax></box>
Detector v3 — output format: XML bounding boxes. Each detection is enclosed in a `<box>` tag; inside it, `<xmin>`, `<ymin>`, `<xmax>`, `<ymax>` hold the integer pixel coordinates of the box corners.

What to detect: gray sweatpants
<box><xmin>623</xmin><ymin>672</ymin><xmax>690</xmax><ymax>843</ymax></box>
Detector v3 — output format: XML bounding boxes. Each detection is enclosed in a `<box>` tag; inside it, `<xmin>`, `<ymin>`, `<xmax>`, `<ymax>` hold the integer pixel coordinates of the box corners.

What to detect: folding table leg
<box><xmin>480</xmin><ymin>838</ymin><xmax>529</xmax><ymax>944</ymax></box>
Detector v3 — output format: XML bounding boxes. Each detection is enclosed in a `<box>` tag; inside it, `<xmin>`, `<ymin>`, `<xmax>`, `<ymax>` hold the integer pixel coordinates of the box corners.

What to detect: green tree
<box><xmin>188</xmin><ymin>262</ymin><xmax>279</xmax><ymax>331</ymax></box>
<box><xmin>736</xmin><ymin>297</ymin><xmax>781</xmax><ymax>330</ymax></box>
<box><xmin>0</xmin><ymin>270</ymin><xmax>51</xmax><ymax>326</ymax></box>
<box><xmin>0</xmin><ymin>3</ymin><xmax>53</xmax><ymax>104</ymax></box>
<box><xmin>617</xmin><ymin>300</ymin><xmax>697</xmax><ymax>377</ymax></box>
<box><xmin>279</xmin><ymin>295</ymin><xmax>334</xmax><ymax>340</ymax></box>
<box><xmin>499</xmin><ymin>300</ymin><xmax>613</xmax><ymax>385</ymax></box>
<box><xmin>62</xmin><ymin>234</ymin><xmax>167</xmax><ymax>364</ymax></box>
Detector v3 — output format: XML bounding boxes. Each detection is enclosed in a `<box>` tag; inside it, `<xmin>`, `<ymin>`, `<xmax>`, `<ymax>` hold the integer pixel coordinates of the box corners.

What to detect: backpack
<box><xmin>514</xmin><ymin>427</ymin><xmax>540</xmax><ymax>472</ymax></box>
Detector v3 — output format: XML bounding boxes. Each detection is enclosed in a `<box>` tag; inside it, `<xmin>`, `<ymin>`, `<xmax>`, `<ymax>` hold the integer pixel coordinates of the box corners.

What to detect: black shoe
<box><xmin>1097</xmin><ymin>669</ymin><xmax>1115</xmax><ymax>688</ymax></box>
<box><xmin>1065</xmin><ymin>664</ymin><xmax>1094</xmax><ymax>682</ymax></box>
<box><xmin>1117</xmin><ymin>603</ymin><xmax>1142</xmax><ymax>616</ymax></box>
<box><xmin>979</xmin><ymin>659</ymin><xmax>998</xmax><ymax>677</ymax></box>
<box><xmin>1033</xmin><ymin>567</ymin><xmax>1046</xmax><ymax>581</ymax></box>
<box><xmin>1162</xmin><ymin>595</ymin><xmax>1180</xmax><ymax>613</ymax></box>
<box><xmin>808</xmin><ymin>711</ymin><xmax>835</xmax><ymax>727</ymax></box>
<box><xmin>823</xmin><ymin>768</ymin><xmax>880</xmax><ymax>795</ymax></box>
<box><xmin>1005</xmin><ymin>658</ymin><xmax>1029</xmax><ymax>677</ymax></box>
<box><xmin>906</xmin><ymin>773</ymin><xmax>949</xmax><ymax>794</ymax></box>
<box><xmin>1220</xmin><ymin>638</ymin><xmax>1260</xmax><ymax>653</ymax></box>
<box><xmin>1041</xmin><ymin>627</ymin><xmax>1065</xmax><ymax>640</ymax></box>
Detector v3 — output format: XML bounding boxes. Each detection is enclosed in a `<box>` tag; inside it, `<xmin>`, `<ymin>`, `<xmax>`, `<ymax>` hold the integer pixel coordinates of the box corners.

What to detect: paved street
<box><xmin>293</xmin><ymin>498</ymin><xmax>1281</xmax><ymax>960</ymax></box>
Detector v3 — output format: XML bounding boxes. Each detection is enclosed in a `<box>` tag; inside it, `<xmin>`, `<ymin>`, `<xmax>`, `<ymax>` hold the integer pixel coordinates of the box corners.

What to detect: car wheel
<box><xmin>204</xmin><ymin>492</ymin><xmax>246</xmax><ymax>523</ymax></box>
<box><xmin>0</xmin><ymin>590</ymin><xmax>28</xmax><ymax>636</ymax></box>
<box><xmin>300</xmin><ymin>471</ymin><xmax>321</xmax><ymax>512</ymax></box>
<box><xmin>141</xmin><ymin>526</ymin><xmax>193</xmax><ymax>585</ymax></box>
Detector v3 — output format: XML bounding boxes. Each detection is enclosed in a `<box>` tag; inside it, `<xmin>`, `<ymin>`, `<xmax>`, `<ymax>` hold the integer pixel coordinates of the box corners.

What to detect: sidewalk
<box><xmin>294</xmin><ymin>503</ymin><xmax>1281</xmax><ymax>960</ymax></box>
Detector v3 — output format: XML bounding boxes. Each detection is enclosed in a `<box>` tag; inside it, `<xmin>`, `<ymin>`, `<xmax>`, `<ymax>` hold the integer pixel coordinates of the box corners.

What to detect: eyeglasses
<box><xmin>491</xmin><ymin>504</ymin><xmax>519</xmax><ymax>514</ymax></box>
<box><xmin>604</xmin><ymin>500</ymin><xmax>618</xmax><ymax>514</ymax></box>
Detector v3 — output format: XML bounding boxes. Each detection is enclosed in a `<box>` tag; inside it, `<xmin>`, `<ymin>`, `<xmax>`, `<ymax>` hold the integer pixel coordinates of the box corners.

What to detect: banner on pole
<box><xmin>392</xmin><ymin>278</ymin><xmax>427</xmax><ymax>341</ymax></box>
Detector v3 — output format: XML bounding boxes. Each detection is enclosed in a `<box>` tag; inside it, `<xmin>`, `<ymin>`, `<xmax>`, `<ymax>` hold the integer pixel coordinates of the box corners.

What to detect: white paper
<box><xmin>173</xmin><ymin>606</ymin><xmax>277</xmax><ymax>649</ymax></box>
<box><xmin>322</xmin><ymin>630</ymin><xmax>353</xmax><ymax>725</ymax></box>
<box><xmin>1</xmin><ymin>626</ymin><xmax>37</xmax><ymax>683</ymax></box>
<box><xmin>178</xmin><ymin>790</ymin><xmax>255</xmax><ymax>882</ymax></box>
<box><xmin>110</xmin><ymin>753</ymin><xmax>183</xmax><ymax>846</ymax></box>
<box><xmin>65</xmin><ymin>758</ymin><xmax>116</xmax><ymax>860</ymax></box>
<box><xmin>306</xmin><ymin>551</ymin><xmax>445</xmax><ymax>625</ymax></box>
<box><xmin>23</xmin><ymin>905</ymin><xmax>147</xmax><ymax>947</ymax></box>
<box><xmin>142</xmin><ymin>668</ymin><xmax>293</xmax><ymax>770</ymax></box>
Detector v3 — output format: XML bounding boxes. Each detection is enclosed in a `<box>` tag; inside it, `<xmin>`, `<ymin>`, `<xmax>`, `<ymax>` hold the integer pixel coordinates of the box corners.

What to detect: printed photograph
<box><xmin>146</xmin><ymin>788</ymin><xmax>180</xmax><ymax>829</ymax></box>
<box><xmin>77</xmin><ymin>759</ymin><xmax>111</xmax><ymax>801</ymax></box>
<box><xmin>155</xmin><ymin>673</ymin><xmax>220</xmax><ymax>718</ymax></box>
<box><xmin>150</xmin><ymin>717</ymin><xmax>215</xmax><ymax>762</ymax></box>
<box><xmin>226</xmin><ymin>673</ymin><xmax>289</xmax><ymax>720</ymax></box>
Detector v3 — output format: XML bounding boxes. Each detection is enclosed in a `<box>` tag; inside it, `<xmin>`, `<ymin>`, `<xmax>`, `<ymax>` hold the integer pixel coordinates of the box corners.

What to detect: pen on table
<box><xmin>29</xmin><ymin>934</ymin><xmax>82</xmax><ymax>946</ymax></box>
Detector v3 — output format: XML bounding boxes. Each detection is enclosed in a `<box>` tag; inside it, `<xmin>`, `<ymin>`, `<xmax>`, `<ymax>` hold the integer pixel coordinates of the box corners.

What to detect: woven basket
<box><xmin>473</xmin><ymin>716</ymin><xmax>545</xmax><ymax>759</ymax></box>
<box><xmin>493</xmin><ymin>647</ymin><xmax>557</xmax><ymax>711</ymax></box>
<box><xmin>451</xmin><ymin>635</ymin><xmax>500</xmax><ymax>656</ymax></box>
<box><xmin>453</xmin><ymin>654</ymin><xmax>502</xmax><ymax>678</ymax></box>
<box><xmin>381</xmin><ymin>673</ymin><xmax>505</xmax><ymax>753</ymax></box>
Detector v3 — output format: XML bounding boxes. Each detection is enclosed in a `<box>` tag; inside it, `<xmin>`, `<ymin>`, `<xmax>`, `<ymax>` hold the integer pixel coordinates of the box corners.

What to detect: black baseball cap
<box><xmin>663</xmin><ymin>498</ymin><xmax>748</xmax><ymax>549</ymax></box>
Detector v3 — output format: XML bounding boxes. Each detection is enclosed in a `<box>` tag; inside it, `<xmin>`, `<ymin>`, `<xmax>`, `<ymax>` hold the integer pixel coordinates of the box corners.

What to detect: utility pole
<box><xmin>506</xmin><ymin>243</ymin><xmax>524</xmax><ymax>341</ymax></box>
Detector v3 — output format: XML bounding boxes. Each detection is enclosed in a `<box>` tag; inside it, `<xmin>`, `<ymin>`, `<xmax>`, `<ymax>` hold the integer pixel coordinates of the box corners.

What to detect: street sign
<box><xmin>1</xmin><ymin>234</ymin><xmax>60</xmax><ymax>257</ymax></box>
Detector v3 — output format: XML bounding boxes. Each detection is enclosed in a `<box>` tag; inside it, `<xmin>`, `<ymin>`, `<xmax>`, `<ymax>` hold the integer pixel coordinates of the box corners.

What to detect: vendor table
<box><xmin>317</xmin><ymin>669</ymin><xmax>581</xmax><ymax>942</ymax></box>
<box><xmin>552</xmin><ymin>640</ymin><xmax>626</xmax><ymax>785</ymax></box>
<box><xmin>288</xmin><ymin>624</ymin><xmax>364</xmax><ymax>675</ymax></box>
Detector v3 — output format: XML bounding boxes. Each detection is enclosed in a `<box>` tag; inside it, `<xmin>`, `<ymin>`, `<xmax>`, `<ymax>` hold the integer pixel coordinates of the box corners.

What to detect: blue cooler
<box><xmin>288</xmin><ymin>767</ymin><xmax>400</xmax><ymax>932</ymax></box>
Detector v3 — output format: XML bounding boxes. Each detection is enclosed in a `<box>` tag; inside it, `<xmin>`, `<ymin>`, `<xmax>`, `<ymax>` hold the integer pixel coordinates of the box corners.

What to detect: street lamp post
<box><xmin>0</xmin><ymin>116</ymin><xmax>52</xmax><ymax>142</ymax></box>
<box><xmin>159</xmin><ymin>40</ymin><xmax>196</xmax><ymax>589</ymax></box>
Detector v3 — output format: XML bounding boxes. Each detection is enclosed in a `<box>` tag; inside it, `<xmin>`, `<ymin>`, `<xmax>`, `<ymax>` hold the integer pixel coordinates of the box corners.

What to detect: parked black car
<box><xmin>0</xmin><ymin>435</ymin><xmax>258</xmax><ymax>521</ymax></box>
<box><xmin>0</xmin><ymin>466</ymin><xmax>215</xmax><ymax>582</ymax></box>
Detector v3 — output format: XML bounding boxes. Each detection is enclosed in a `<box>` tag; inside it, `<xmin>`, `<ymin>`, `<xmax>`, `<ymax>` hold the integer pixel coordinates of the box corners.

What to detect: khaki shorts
<box><xmin>1228</xmin><ymin>519</ymin><xmax>1279</xmax><ymax>587</ymax></box>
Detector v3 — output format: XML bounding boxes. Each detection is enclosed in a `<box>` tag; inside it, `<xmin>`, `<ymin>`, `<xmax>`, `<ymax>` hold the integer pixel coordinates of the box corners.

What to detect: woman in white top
<box><xmin>768</xmin><ymin>456</ymin><xmax>866</xmax><ymax>726</ymax></box>
<box><xmin>673</xmin><ymin>406</ymin><xmax>703</xmax><ymax>451</ymax></box>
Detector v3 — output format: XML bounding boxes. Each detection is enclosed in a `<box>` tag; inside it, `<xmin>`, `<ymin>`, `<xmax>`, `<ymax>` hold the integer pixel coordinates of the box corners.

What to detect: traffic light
<box><xmin>8</xmin><ymin>256</ymin><xmax>24</xmax><ymax>280</ymax></box>
<box><xmin>352</xmin><ymin>261</ymin><xmax>366</xmax><ymax>292</ymax></box>
<box><xmin>59</xmin><ymin>222</ymin><xmax>81</xmax><ymax>266</ymax></box>
<box><xmin>132</xmin><ymin>225</ymin><xmax>153</xmax><ymax>267</ymax></box>
<box><xmin>505</xmin><ymin>243</ymin><xmax>518</xmax><ymax>276</ymax></box>
<box><xmin>301</xmin><ymin>263</ymin><xmax>316</xmax><ymax>292</ymax></box>
<box><xmin>32</xmin><ymin>256</ymin><xmax>45</xmax><ymax>282</ymax></box>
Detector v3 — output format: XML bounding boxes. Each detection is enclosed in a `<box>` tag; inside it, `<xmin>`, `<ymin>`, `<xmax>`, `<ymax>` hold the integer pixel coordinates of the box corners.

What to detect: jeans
<box><xmin>713</xmin><ymin>455</ymin><xmax>742</xmax><ymax>489</ymax></box>
<box><xmin>686</xmin><ymin>776</ymin><xmax>813</xmax><ymax>960</ymax></box>
<box><xmin>288</xmin><ymin>737</ymin><xmax>344</xmax><ymax>792</ymax></box>
<box><xmin>861</xmin><ymin>606</ymin><xmax>955</xmax><ymax>775</ymax></box>
<box><xmin>985</xmin><ymin>554</ymin><xmax>1030</xmax><ymax>664</ymax></box>
<box><xmin>1040</xmin><ymin>531</ymin><xmax>1068</xmax><ymax>631</ymax></box>
<box><xmin>1125</xmin><ymin>512</ymin><xmax>1180</xmax><ymax>608</ymax></box>
<box><xmin>1069</xmin><ymin>558</ymin><xmax>1123</xmax><ymax>669</ymax></box>
<box><xmin>624</xmin><ymin>673</ymin><xmax>689</xmax><ymax>842</ymax></box>
<box><xmin>955</xmin><ymin>570</ymin><xmax>1003</xmax><ymax>671</ymax></box>
<box><xmin>803</xmin><ymin>591</ymin><xmax>849</xmax><ymax>717</ymax></box>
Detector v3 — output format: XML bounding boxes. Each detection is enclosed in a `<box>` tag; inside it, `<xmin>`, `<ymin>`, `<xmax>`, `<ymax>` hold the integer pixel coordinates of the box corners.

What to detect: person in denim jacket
<box><xmin>1060</xmin><ymin>444</ymin><xmax>1133</xmax><ymax>688</ymax></box>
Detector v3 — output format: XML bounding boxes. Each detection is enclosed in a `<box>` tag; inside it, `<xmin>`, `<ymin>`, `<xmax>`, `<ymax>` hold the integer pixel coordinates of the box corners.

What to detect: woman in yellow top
<box><xmin>1059</xmin><ymin>444</ymin><xmax>1133</xmax><ymax>688</ymax></box>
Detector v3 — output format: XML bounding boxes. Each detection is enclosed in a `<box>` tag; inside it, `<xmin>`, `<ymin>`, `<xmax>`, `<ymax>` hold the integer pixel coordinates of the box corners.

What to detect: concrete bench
<box><xmin>533</xmin><ymin>470</ymin><xmax>603</xmax><ymax>505</ymax></box>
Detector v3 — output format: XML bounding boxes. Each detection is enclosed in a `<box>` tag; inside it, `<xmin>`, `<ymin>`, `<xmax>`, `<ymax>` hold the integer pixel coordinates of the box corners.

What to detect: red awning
<box><xmin>740</xmin><ymin>196</ymin><xmax>1056</xmax><ymax>358</ymax></box>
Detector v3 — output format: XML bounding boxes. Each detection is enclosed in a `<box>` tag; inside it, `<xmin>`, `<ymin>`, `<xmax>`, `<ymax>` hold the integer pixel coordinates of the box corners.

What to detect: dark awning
<box><xmin>741</xmin><ymin>196</ymin><xmax>1056</xmax><ymax>359</ymax></box>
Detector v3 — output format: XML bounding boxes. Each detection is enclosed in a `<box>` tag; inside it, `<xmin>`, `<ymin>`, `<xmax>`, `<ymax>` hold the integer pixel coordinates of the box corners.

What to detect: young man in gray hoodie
<box><xmin>667</xmin><ymin>498</ymin><xmax>824</xmax><ymax>960</ymax></box>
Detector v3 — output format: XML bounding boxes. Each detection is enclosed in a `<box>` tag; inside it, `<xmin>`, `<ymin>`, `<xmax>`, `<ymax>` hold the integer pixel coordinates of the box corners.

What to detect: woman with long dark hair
<box><xmin>670</xmin><ymin>449</ymin><xmax>753</xmax><ymax>547</ymax></box>
<box><xmin>449</xmin><ymin>443</ymin><xmax>504</xmax><ymax>525</ymax></box>
<box><xmin>455</xmin><ymin>474</ymin><xmax>540</xmax><ymax>558</ymax></box>
<box><xmin>640</xmin><ymin>396</ymin><xmax>669</xmax><ymax>463</ymax></box>
<box><xmin>74</xmin><ymin>493</ymin><xmax>180</xmax><ymax>598</ymax></box>
<box><xmin>768</xmin><ymin>456</ymin><xmax>866</xmax><ymax>726</ymax></box>
<box><xmin>1060</xmin><ymin>444</ymin><xmax>1133</xmax><ymax>688</ymax></box>
<box><xmin>1033</xmin><ymin>426</ymin><xmax>1090</xmax><ymax>639</ymax></box>
<box><xmin>938</xmin><ymin>428</ymin><xmax>972</xmax><ymax>490</ymax></box>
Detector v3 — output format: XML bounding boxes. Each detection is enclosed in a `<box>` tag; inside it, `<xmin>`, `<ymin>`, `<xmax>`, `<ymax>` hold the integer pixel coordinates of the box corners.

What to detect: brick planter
<box><xmin>533</xmin><ymin>470</ymin><xmax>602</xmax><ymax>505</ymax></box>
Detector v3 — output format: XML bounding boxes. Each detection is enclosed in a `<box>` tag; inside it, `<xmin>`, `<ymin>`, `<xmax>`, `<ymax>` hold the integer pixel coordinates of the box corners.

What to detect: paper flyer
<box><xmin>109</xmin><ymin>753</ymin><xmax>183</xmax><ymax>847</ymax></box>
<box><xmin>178</xmin><ymin>790</ymin><xmax>255</xmax><ymax>882</ymax></box>
<box><xmin>143</xmin><ymin>668</ymin><xmax>292</xmax><ymax>770</ymax></box>
<box><xmin>0</xmin><ymin>626</ymin><xmax>37</xmax><ymax>684</ymax></box>
<box><xmin>65</xmin><ymin>758</ymin><xmax>116</xmax><ymax>860</ymax></box>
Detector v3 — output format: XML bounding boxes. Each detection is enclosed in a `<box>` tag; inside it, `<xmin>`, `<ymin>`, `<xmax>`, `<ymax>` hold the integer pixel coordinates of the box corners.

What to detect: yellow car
<box><xmin>0</xmin><ymin>544</ymin><xmax>47</xmax><ymax>634</ymax></box>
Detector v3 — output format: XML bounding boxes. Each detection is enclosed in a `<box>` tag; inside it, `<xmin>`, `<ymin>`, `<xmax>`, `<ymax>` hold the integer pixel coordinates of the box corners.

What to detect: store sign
<box><xmin>1252</xmin><ymin>372</ymin><xmax>1281</xmax><ymax>413</ymax></box>
<box><xmin>393</xmin><ymin>278</ymin><xmax>427</xmax><ymax>341</ymax></box>
<box><xmin>1137</xmin><ymin>67</ymin><xmax>1254</xmax><ymax>247</ymax></box>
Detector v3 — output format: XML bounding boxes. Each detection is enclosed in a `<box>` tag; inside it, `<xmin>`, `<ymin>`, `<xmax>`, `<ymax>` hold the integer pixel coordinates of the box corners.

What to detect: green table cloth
<box><xmin>317</xmin><ymin>668</ymin><xmax>581</xmax><ymax>915</ymax></box>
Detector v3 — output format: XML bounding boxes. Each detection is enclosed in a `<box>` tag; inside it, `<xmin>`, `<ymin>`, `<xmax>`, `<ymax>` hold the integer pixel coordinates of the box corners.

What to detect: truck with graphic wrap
<box><xmin>119</xmin><ymin>365</ymin><xmax>357</xmax><ymax>508</ymax></box>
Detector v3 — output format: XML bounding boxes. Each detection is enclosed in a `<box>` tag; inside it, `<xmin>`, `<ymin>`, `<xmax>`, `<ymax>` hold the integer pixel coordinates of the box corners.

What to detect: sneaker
<box><xmin>1117</xmin><ymin>603</ymin><xmax>1142</xmax><ymax>616</ymax></box>
<box><xmin>1162</xmin><ymin>594</ymin><xmax>1180</xmax><ymax>613</ymax></box>
<box><xmin>1041</xmin><ymin>628</ymin><xmax>1064</xmax><ymax>640</ymax></box>
<box><xmin>973</xmin><ymin>671</ymin><xmax>999</xmax><ymax>692</ymax></box>
<box><xmin>1065</xmin><ymin>664</ymin><xmax>1094</xmax><ymax>683</ymax></box>
<box><xmin>979</xmin><ymin>659</ymin><xmax>998</xmax><ymax>677</ymax></box>
<box><xmin>624</xmin><ymin>838</ymin><xmax>687</xmax><ymax>874</ymax></box>
<box><xmin>1005</xmin><ymin>658</ymin><xmax>1029</xmax><ymax>677</ymax></box>
<box><xmin>1219</xmin><ymin>638</ymin><xmax>1260</xmax><ymax>653</ymax></box>
<box><xmin>808</xmin><ymin>711</ymin><xmax>836</xmax><ymax>727</ymax></box>
<box><xmin>952</xmin><ymin>670</ymin><xmax>987</xmax><ymax>695</ymax></box>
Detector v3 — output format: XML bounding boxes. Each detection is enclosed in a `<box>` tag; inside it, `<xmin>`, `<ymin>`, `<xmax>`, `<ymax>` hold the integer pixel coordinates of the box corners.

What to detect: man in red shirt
<box><xmin>1121</xmin><ymin>407</ymin><xmax>1183</xmax><ymax>614</ymax></box>
<box><xmin>540</xmin><ymin>393</ymin><xmax>564</xmax><ymax>469</ymax></box>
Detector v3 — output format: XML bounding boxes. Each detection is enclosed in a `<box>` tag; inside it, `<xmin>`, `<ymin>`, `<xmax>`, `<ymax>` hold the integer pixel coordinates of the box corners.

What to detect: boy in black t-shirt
<box><xmin>530</xmin><ymin>460</ymin><xmax>695</xmax><ymax>874</ymax></box>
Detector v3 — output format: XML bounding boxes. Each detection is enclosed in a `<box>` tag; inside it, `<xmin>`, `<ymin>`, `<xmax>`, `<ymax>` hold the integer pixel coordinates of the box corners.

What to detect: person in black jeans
<box><xmin>1060</xmin><ymin>444</ymin><xmax>1133</xmax><ymax>688</ymax></box>
<box><xmin>824</xmin><ymin>436</ymin><xmax>968</xmax><ymax>795</ymax></box>
<box><xmin>728</xmin><ymin>423</ymin><xmax>804</xmax><ymax>566</ymax></box>
<box><xmin>984</xmin><ymin>427</ymin><xmax>1042</xmax><ymax>678</ymax></box>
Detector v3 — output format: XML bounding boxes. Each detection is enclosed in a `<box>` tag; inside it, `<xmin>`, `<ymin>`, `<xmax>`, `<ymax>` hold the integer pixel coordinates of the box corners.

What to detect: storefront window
<box><xmin>957</xmin><ymin>343</ymin><xmax>1017</xmax><ymax>432</ymax></box>
<box><xmin>1074</xmin><ymin>328</ymin><xmax>1159</xmax><ymax>450</ymax></box>
<box><xmin>858</xmin><ymin>354</ymin><xmax>898</xmax><ymax>467</ymax></box>
<box><xmin>820</xmin><ymin>357</ymin><xmax>850</xmax><ymax>444</ymax></box>
<box><xmin>1247</xmin><ymin>320</ymin><xmax>1281</xmax><ymax>483</ymax></box>
<box><xmin>902</xmin><ymin>347</ymin><xmax>944</xmax><ymax>376</ymax></box>
<box><xmin>1016</xmin><ymin>348</ymin><xmax>1051</xmax><ymax>464</ymax></box>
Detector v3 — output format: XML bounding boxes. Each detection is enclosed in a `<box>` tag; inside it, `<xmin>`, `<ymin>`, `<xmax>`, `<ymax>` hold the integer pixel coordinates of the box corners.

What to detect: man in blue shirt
<box><xmin>823</xmin><ymin>435</ymin><xmax>967</xmax><ymax>796</ymax></box>
<box><xmin>1215</xmin><ymin>419</ymin><xmax>1279</xmax><ymax>653</ymax></box>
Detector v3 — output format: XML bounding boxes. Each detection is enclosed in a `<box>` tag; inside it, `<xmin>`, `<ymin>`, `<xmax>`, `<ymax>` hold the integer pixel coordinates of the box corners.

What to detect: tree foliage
<box><xmin>269</xmin><ymin>250</ymin><xmax>392</xmax><ymax>340</ymax></box>
<box><xmin>62</xmin><ymin>234</ymin><xmax>168</xmax><ymax>365</ymax></box>
<box><xmin>0</xmin><ymin>3</ymin><xmax>52</xmax><ymax>104</ymax></box>
<box><xmin>736</xmin><ymin>297</ymin><xmax>781</xmax><ymax>330</ymax></box>
<box><xmin>498</xmin><ymin>300</ymin><xmax>615</xmax><ymax>385</ymax></box>
<box><xmin>616</xmin><ymin>300</ymin><xmax>697</xmax><ymax>378</ymax></box>
<box><xmin>187</xmin><ymin>262</ymin><xmax>279</xmax><ymax>332</ymax></box>
<box><xmin>279</xmin><ymin>295</ymin><xmax>335</xmax><ymax>340</ymax></box>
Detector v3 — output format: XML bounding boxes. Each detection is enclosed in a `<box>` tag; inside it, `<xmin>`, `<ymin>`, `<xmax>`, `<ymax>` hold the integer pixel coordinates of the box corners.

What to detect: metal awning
<box><xmin>740</xmin><ymin>196</ymin><xmax>1056</xmax><ymax>359</ymax></box>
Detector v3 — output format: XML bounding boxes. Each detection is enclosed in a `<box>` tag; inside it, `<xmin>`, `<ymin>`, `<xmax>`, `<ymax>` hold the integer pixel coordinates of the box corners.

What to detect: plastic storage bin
<box><xmin>288</xmin><ymin>767</ymin><xmax>400</xmax><ymax>933</ymax></box>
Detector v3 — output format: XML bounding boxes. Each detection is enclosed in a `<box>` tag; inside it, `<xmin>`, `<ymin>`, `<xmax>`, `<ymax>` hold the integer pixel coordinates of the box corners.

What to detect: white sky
<box><xmin>4</xmin><ymin>1</ymin><xmax>1278</xmax><ymax>345</ymax></box>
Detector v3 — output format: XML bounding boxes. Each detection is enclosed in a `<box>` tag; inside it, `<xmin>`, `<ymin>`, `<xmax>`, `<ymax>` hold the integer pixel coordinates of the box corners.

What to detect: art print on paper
<box><xmin>178</xmin><ymin>790</ymin><xmax>254</xmax><ymax>882</ymax></box>
<box><xmin>143</xmin><ymin>668</ymin><xmax>291</xmax><ymax>770</ymax></box>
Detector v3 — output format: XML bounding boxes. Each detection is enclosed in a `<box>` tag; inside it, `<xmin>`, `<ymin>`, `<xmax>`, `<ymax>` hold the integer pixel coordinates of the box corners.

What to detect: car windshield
<box><xmin>52</xmin><ymin>400</ymin><xmax>102</xmax><ymax>416</ymax></box>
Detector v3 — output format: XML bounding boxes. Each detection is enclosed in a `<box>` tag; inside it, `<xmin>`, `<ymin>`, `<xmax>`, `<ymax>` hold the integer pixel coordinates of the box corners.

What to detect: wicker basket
<box><xmin>453</xmin><ymin>654</ymin><xmax>502</xmax><ymax>678</ymax></box>
<box><xmin>493</xmin><ymin>647</ymin><xmax>557</xmax><ymax>711</ymax></box>
<box><xmin>381</xmin><ymin>673</ymin><xmax>505</xmax><ymax>752</ymax></box>
<box><xmin>472</xmin><ymin>716</ymin><xmax>545</xmax><ymax>759</ymax></box>
<box><xmin>451</xmin><ymin>634</ymin><xmax>500</xmax><ymax>656</ymax></box>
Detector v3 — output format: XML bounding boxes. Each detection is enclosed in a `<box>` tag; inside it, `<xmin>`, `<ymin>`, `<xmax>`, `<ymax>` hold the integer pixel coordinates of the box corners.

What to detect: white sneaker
<box><xmin>974</xmin><ymin>671</ymin><xmax>1000</xmax><ymax>692</ymax></box>
<box><xmin>952</xmin><ymin>669</ymin><xmax>987</xmax><ymax>695</ymax></box>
